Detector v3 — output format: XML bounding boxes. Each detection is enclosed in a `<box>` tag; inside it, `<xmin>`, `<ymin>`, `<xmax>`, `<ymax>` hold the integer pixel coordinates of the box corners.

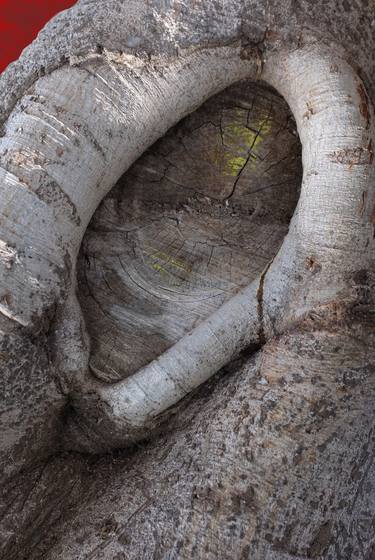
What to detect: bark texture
<box><xmin>0</xmin><ymin>1</ymin><xmax>375</xmax><ymax>559</ymax></box>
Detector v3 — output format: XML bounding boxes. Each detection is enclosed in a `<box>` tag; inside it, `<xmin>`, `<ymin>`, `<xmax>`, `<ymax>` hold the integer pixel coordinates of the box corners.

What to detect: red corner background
<box><xmin>0</xmin><ymin>0</ymin><xmax>77</xmax><ymax>74</ymax></box>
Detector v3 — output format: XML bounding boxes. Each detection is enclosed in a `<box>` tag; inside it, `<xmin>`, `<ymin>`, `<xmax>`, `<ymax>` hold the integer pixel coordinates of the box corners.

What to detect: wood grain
<box><xmin>77</xmin><ymin>81</ymin><xmax>302</xmax><ymax>382</ymax></box>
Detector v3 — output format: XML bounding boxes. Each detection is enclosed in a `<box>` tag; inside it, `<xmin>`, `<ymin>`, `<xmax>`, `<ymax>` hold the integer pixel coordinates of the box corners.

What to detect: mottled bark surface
<box><xmin>0</xmin><ymin>1</ymin><xmax>375</xmax><ymax>559</ymax></box>
<box><xmin>2</xmin><ymin>330</ymin><xmax>375</xmax><ymax>559</ymax></box>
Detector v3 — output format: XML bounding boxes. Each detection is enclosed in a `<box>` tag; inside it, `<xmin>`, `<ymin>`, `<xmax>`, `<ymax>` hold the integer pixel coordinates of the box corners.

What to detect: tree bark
<box><xmin>0</xmin><ymin>1</ymin><xmax>374</xmax><ymax>558</ymax></box>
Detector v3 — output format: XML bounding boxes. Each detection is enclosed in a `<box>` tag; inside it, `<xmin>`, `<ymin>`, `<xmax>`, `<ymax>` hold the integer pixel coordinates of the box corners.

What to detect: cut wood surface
<box><xmin>78</xmin><ymin>81</ymin><xmax>301</xmax><ymax>382</ymax></box>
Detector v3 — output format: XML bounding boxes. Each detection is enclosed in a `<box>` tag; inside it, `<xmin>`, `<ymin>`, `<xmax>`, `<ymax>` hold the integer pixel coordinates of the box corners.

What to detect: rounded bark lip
<box><xmin>0</xmin><ymin>33</ymin><xmax>374</xmax><ymax>453</ymax></box>
<box><xmin>66</xmin><ymin>42</ymin><xmax>375</xmax><ymax>452</ymax></box>
<box><xmin>0</xmin><ymin>46</ymin><xmax>257</xmax><ymax>330</ymax></box>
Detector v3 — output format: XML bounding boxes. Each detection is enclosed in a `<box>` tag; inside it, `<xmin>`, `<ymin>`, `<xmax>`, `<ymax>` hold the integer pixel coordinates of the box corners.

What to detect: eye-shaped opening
<box><xmin>1</xmin><ymin>39</ymin><xmax>371</xmax><ymax>457</ymax></box>
<box><xmin>77</xmin><ymin>79</ymin><xmax>302</xmax><ymax>384</ymax></box>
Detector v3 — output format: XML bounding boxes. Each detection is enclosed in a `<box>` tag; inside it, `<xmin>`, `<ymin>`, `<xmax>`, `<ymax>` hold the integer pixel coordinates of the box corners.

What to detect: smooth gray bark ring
<box><xmin>0</xmin><ymin>36</ymin><xmax>373</xmax><ymax>452</ymax></box>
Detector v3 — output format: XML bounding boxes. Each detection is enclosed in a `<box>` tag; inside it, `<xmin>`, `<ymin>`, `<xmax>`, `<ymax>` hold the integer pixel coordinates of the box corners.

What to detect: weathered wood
<box><xmin>78</xmin><ymin>80</ymin><xmax>301</xmax><ymax>382</ymax></box>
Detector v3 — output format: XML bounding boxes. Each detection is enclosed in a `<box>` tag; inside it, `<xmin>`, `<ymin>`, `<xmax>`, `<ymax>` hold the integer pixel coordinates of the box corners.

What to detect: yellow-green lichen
<box><xmin>221</xmin><ymin>109</ymin><xmax>272</xmax><ymax>177</ymax></box>
<box><xmin>145</xmin><ymin>248</ymin><xmax>192</xmax><ymax>275</ymax></box>
<box><xmin>226</xmin><ymin>155</ymin><xmax>248</xmax><ymax>176</ymax></box>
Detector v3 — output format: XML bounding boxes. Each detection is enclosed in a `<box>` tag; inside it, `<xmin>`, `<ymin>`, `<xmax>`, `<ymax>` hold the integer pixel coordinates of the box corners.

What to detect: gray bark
<box><xmin>0</xmin><ymin>1</ymin><xmax>375</xmax><ymax>559</ymax></box>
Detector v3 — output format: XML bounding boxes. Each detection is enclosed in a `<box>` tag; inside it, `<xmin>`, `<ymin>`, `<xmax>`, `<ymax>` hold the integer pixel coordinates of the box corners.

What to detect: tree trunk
<box><xmin>0</xmin><ymin>1</ymin><xmax>374</xmax><ymax>558</ymax></box>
